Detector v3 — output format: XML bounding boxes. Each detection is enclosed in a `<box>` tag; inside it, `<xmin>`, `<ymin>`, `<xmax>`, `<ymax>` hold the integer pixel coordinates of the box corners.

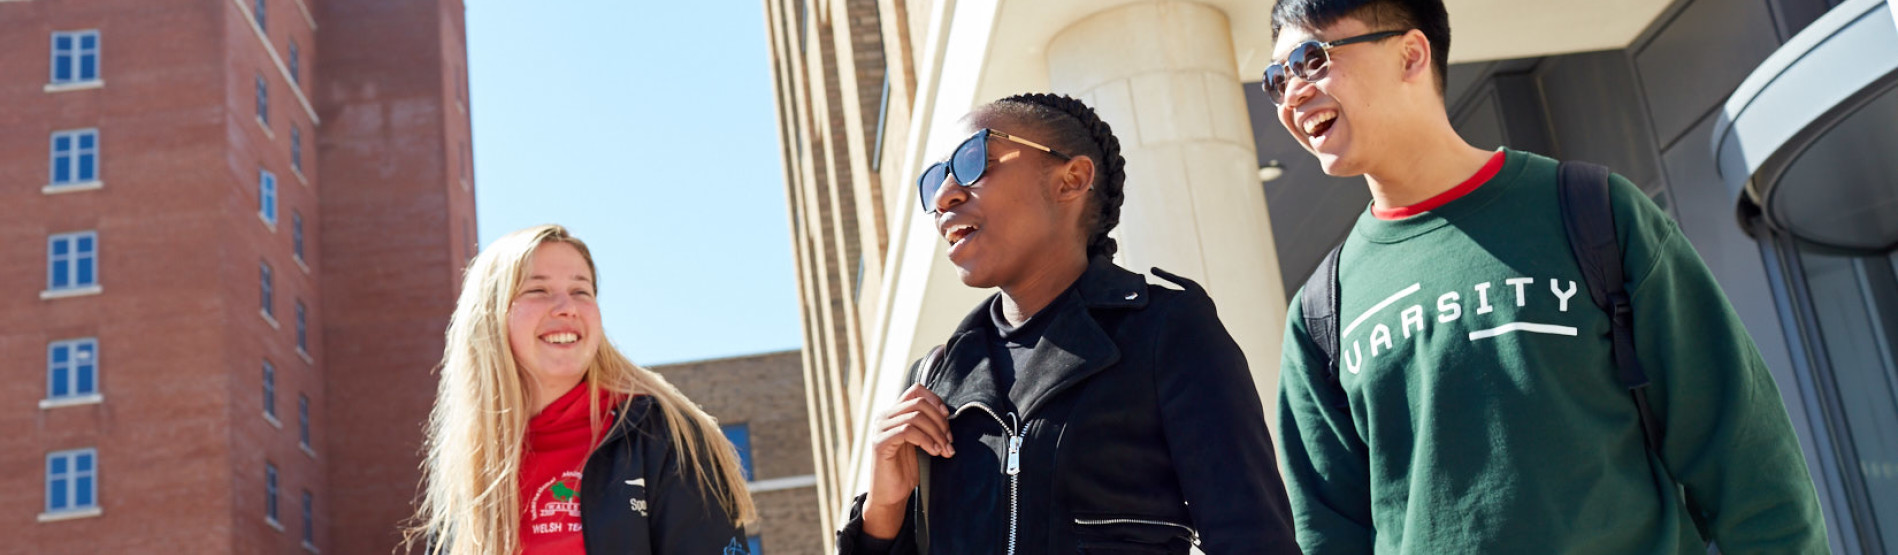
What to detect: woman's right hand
<box><xmin>861</xmin><ymin>384</ymin><xmax>954</xmax><ymax>540</ymax></box>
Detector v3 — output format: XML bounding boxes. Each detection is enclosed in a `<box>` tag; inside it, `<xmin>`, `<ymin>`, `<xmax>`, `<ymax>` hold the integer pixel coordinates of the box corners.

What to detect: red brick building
<box><xmin>0</xmin><ymin>0</ymin><xmax>474</xmax><ymax>553</ymax></box>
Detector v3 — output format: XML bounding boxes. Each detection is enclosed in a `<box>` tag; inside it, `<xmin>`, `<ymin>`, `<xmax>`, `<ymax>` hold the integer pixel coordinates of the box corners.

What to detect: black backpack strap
<box><xmin>1557</xmin><ymin>161</ymin><xmax>1708</xmax><ymax>535</ymax></box>
<box><xmin>1556</xmin><ymin>162</ymin><xmax>1661</xmax><ymax>451</ymax></box>
<box><xmin>909</xmin><ymin>344</ymin><xmax>946</xmax><ymax>554</ymax></box>
<box><xmin>1301</xmin><ymin>243</ymin><xmax>1348</xmax><ymax>410</ymax></box>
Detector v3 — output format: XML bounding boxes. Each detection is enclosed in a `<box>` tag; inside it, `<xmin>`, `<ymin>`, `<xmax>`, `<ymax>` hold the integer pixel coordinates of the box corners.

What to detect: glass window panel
<box><xmin>77</xmin><ymin>236</ymin><xmax>92</xmax><ymax>252</ymax></box>
<box><xmin>76</xmin><ymin>257</ymin><xmax>93</xmax><ymax>285</ymax></box>
<box><xmin>74</xmin><ymin>475</ymin><xmax>92</xmax><ymax>505</ymax></box>
<box><xmin>78</xmin><ymin>154</ymin><xmax>95</xmax><ymax>181</ymax></box>
<box><xmin>76</xmin><ymin>453</ymin><xmax>91</xmax><ymax>472</ymax></box>
<box><xmin>52</xmin><ymin>367</ymin><xmax>70</xmax><ymax>397</ymax></box>
<box><xmin>48</xmin><ymin>479</ymin><xmax>68</xmax><ymax>510</ymax></box>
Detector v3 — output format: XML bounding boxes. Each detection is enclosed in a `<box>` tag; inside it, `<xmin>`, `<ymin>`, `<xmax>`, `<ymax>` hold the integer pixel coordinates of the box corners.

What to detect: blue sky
<box><xmin>467</xmin><ymin>1</ymin><xmax>801</xmax><ymax>365</ymax></box>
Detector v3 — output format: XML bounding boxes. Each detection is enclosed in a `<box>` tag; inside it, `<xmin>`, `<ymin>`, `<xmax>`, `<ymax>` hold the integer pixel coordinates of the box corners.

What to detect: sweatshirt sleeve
<box><xmin>1275</xmin><ymin>293</ymin><xmax>1377</xmax><ymax>554</ymax></box>
<box><xmin>1151</xmin><ymin>283</ymin><xmax>1301</xmax><ymax>554</ymax></box>
<box><xmin>1615</xmin><ymin>176</ymin><xmax>1828</xmax><ymax>553</ymax></box>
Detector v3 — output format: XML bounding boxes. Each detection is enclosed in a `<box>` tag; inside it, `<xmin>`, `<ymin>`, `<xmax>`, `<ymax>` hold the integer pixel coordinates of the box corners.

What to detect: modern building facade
<box><xmin>654</xmin><ymin>350</ymin><xmax>825</xmax><ymax>555</ymax></box>
<box><xmin>2</xmin><ymin>0</ymin><xmax>475</xmax><ymax>553</ymax></box>
<box><xmin>768</xmin><ymin>0</ymin><xmax>1898</xmax><ymax>552</ymax></box>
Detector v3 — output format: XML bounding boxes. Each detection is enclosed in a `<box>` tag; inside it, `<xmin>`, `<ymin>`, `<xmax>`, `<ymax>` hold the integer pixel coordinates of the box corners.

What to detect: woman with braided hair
<box><xmin>837</xmin><ymin>93</ymin><xmax>1299</xmax><ymax>554</ymax></box>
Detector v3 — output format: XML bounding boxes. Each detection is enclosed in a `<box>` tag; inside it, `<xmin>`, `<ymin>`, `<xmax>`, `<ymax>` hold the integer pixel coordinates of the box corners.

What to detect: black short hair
<box><xmin>973</xmin><ymin>93</ymin><xmax>1126</xmax><ymax>259</ymax></box>
<box><xmin>1271</xmin><ymin>0</ymin><xmax>1451</xmax><ymax>96</ymax></box>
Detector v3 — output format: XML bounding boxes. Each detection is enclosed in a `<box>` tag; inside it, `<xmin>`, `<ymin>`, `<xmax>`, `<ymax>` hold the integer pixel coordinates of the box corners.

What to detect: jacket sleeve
<box><xmin>1151</xmin><ymin>282</ymin><xmax>1301</xmax><ymax>554</ymax></box>
<box><xmin>1615</xmin><ymin>177</ymin><xmax>1827</xmax><ymax>552</ymax></box>
<box><xmin>1275</xmin><ymin>293</ymin><xmax>1377</xmax><ymax>554</ymax></box>
<box><xmin>835</xmin><ymin>492</ymin><xmax>918</xmax><ymax>555</ymax></box>
<box><xmin>647</xmin><ymin>429</ymin><xmax>751</xmax><ymax>554</ymax></box>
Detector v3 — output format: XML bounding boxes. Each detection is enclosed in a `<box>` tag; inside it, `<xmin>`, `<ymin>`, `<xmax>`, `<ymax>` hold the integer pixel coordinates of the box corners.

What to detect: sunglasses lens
<box><xmin>951</xmin><ymin>133</ymin><xmax>987</xmax><ymax>187</ymax></box>
<box><xmin>1263</xmin><ymin>64</ymin><xmax>1288</xmax><ymax>104</ymax></box>
<box><xmin>918</xmin><ymin>163</ymin><xmax>948</xmax><ymax>212</ymax></box>
<box><xmin>1295</xmin><ymin>41</ymin><xmax>1328</xmax><ymax>81</ymax></box>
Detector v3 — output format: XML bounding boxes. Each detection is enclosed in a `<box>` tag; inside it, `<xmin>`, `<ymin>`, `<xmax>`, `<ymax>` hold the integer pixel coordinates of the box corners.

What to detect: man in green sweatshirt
<box><xmin>1264</xmin><ymin>0</ymin><xmax>1829</xmax><ymax>553</ymax></box>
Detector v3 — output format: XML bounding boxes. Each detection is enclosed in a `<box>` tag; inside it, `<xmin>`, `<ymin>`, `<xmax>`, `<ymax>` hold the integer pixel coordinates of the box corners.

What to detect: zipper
<box><xmin>1072</xmin><ymin>517</ymin><xmax>1202</xmax><ymax>546</ymax></box>
<box><xmin>953</xmin><ymin>402</ymin><xmax>1023</xmax><ymax>555</ymax></box>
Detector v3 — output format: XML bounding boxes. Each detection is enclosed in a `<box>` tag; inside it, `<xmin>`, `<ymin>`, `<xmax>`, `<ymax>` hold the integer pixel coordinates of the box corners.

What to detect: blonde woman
<box><xmin>408</xmin><ymin>224</ymin><xmax>756</xmax><ymax>554</ymax></box>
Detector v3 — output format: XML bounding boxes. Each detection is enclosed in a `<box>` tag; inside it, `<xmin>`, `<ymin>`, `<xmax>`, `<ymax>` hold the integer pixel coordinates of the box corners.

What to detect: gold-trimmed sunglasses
<box><xmin>916</xmin><ymin>128</ymin><xmax>1072</xmax><ymax>214</ymax></box>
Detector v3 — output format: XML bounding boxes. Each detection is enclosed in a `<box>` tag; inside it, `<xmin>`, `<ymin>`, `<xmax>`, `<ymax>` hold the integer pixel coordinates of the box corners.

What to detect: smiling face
<box><xmin>929</xmin><ymin>119</ymin><xmax>1088</xmax><ymax>290</ymax></box>
<box><xmin>506</xmin><ymin>241</ymin><xmax>602</xmax><ymax>398</ymax></box>
<box><xmin>1273</xmin><ymin>17</ymin><xmax>1410</xmax><ymax>178</ymax></box>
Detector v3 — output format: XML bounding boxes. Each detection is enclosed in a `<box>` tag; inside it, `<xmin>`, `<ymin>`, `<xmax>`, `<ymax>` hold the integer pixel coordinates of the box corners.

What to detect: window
<box><xmin>253</xmin><ymin>0</ymin><xmax>266</xmax><ymax>30</ymax></box>
<box><xmin>259</xmin><ymin>170</ymin><xmax>277</xmax><ymax>225</ymax></box>
<box><xmin>265</xmin><ymin>462</ymin><xmax>279</xmax><ymax>523</ymax></box>
<box><xmin>720</xmin><ymin>423</ymin><xmax>753</xmax><ymax>480</ymax></box>
<box><xmin>255</xmin><ymin>75</ymin><xmax>269</xmax><ymax>125</ymax></box>
<box><xmin>261</xmin><ymin>261</ymin><xmax>274</xmax><ymax>318</ymax></box>
<box><xmin>50</xmin><ymin>129</ymin><xmax>99</xmax><ymax>186</ymax></box>
<box><xmin>47</xmin><ymin>338</ymin><xmax>99</xmax><ymax>401</ymax></box>
<box><xmin>50</xmin><ymin>30</ymin><xmax>100</xmax><ymax>85</ymax></box>
<box><xmin>298</xmin><ymin>394</ymin><xmax>310</xmax><ymax>447</ymax></box>
<box><xmin>292</xmin><ymin>211</ymin><xmax>304</xmax><ymax>261</ymax></box>
<box><xmin>48</xmin><ymin>231</ymin><xmax>99</xmax><ymax>291</ymax></box>
<box><xmin>288</xmin><ymin>42</ymin><xmax>300</xmax><ymax>85</ymax></box>
<box><xmin>301</xmin><ymin>490</ymin><xmax>313</xmax><ymax>543</ymax></box>
<box><xmin>295</xmin><ymin>301</ymin><xmax>307</xmax><ymax>353</ymax></box>
<box><xmin>748</xmin><ymin>535</ymin><xmax>764</xmax><ymax>555</ymax></box>
<box><xmin>45</xmin><ymin>449</ymin><xmax>98</xmax><ymax>515</ymax></box>
<box><xmin>263</xmin><ymin>360</ymin><xmax>276</xmax><ymax>418</ymax></box>
<box><xmin>290</xmin><ymin>126</ymin><xmax>302</xmax><ymax>173</ymax></box>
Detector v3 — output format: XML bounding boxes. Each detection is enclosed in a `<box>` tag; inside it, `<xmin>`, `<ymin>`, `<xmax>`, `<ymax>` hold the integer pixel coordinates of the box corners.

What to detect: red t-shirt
<box><xmin>1372</xmin><ymin>150</ymin><xmax>1507</xmax><ymax>220</ymax></box>
<box><xmin>520</xmin><ymin>384</ymin><xmax>625</xmax><ymax>554</ymax></box>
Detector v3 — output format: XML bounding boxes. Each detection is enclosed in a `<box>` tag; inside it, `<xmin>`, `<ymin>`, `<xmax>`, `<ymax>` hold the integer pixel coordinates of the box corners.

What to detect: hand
<box><xmin>861</xmin><ymin>384</ymin><xmax>953</xmax><ymax>540</ymax></box>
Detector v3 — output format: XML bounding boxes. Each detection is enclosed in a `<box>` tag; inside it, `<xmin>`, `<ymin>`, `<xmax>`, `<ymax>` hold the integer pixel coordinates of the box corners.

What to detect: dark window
<box><xmin>720</xmin><ymin>423</ymin><xmax>753</xmax><ymax>480</ymax></box>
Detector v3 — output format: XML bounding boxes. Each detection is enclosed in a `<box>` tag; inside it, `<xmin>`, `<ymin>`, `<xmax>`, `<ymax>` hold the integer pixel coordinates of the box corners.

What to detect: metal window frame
<box><xmin>260</xmin><ymin>169</ymin><xmax>278</xmax><ymax>224</ymax></box>
<box><xmin>49</xmin><ymin>128</ymin><xmax>99</xmax><ymax>185</ymax></box>
<box><xmin>48</xmin><ymin>231</ymin><xmax>99</xmax><ymax>290</ymax></box>
<box><xmin>263</xmin><ymin>360</ymin><xmax>276</xmax><ymax>417</ymax></box>
<box><xmin>45</xmin><ymin>448</ymin><xmax>98</xmax><ymax>513</ymax></box>
<box><xmin>47</xmin><ymin>338</ymin><xmax>100</xmax><ymax>399</ymax></box>
<box><xmin>49</xmin><ymin>30</ymin><xmax>101</xmax><ymax>84</ymax></box>
<box><xmin>265</xmin><ymin>462</ymin><xmax>279</xmax><ymax>521</ymax></box>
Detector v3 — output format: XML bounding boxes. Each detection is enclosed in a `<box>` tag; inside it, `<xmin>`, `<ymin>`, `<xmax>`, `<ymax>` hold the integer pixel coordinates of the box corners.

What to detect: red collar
<box><xmin>1372</xmin><ymin>151</ymin><xmax>1506</xmax><ymax>220</ymax></box>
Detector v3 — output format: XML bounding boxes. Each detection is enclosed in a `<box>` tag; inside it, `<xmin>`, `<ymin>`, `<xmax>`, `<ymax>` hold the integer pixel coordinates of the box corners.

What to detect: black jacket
<box><xmin>579</xmin><ymin>395</ymin><xmax>753</xmax><ymax>554</ymax></box>
<box><xmin>838</xmin><ymin>257</ymin><xmax>1300</xmax><ymax>554</ymax></box>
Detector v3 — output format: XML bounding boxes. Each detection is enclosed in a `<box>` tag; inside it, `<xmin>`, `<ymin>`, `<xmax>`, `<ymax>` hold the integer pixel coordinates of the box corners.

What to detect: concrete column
<box><xmin>1047</xmin><ymin>1</ymin><xmax>1289</xmax><ymax>418</ymax></box>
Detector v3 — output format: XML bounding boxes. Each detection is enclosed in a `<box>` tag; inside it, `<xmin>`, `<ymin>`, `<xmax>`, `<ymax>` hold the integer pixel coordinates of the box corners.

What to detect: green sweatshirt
<box><xmin>1276</xmin><ymin>149</ymin><xmax>1827</xmax><ymax>554</ymax></box>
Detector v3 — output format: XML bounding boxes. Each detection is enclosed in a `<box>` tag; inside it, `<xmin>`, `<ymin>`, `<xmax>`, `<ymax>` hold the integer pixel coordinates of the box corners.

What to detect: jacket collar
<box><xmin>927</xmin><ymin>256</ymin><xmax>1148</xmax><ymax>420</ymax></box>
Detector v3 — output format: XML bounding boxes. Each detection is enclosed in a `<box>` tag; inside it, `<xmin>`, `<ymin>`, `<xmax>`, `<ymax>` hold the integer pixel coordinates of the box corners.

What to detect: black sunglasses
<box><xmin>916</xmin><ymin>128</ymin><xmax>1072</xmax><ymax>214</ymax></box>
<box><xmin>1261</xmin><ymin>30</ymin><xmax>1408</xmax><ymax>105</ymax></box>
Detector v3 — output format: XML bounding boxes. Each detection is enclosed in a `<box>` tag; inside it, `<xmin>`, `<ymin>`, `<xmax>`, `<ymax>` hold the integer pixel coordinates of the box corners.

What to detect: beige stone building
<box><xmin>655</xmin><ymin>350</ymin><xmax>823</xmax><ymax>555</ymax></box>
<box><xmin>766</xmin><ymin>0</ymin><xmax>1898</xmax><ymax>552</ymax></box>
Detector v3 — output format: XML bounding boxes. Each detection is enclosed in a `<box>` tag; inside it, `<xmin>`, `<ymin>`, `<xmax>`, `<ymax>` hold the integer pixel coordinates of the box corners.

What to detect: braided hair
<box><xmin>973</xmin><ymin>93</ymin><xmax>1127</xmax><ymax>259</ymax></box>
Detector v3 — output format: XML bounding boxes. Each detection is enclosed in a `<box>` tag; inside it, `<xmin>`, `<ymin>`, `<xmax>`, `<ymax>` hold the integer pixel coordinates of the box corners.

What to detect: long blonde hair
<box><xmin>405</xmin><ymin>224</ymin><xmax>756</xmax><ymax>555</ymax></box>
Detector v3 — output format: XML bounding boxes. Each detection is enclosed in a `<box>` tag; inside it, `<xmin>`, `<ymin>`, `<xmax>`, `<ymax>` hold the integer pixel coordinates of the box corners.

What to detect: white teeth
<box><xmin>1303</xmin><ymin>112</ymin><xmax>1338</xmax><ymax>136</ymax></box>
<box><xmin>947</xmin><ymin>224</ymin><xmax>978</xmax><ymax>245</ymax></box>
<box><xmin>541</xmin><ymin>332</ymin><xmax>578</xmax><ymax>345</ymax></box>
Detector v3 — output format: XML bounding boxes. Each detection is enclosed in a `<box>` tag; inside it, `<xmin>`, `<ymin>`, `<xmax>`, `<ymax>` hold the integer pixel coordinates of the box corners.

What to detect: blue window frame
<box><xmin>50</xmin><ymin>30</ymin><xmax>100</xmax><ymax>84</ymax></box>
<box><xmin>259</xmin><ymin>169</ymin><xmax>277</xmax><ymax>225</ymax></box>
<box><xmin>255</xmin><ymin>75</ymin><xmax>269</xmax><ymax>125</ymax></box>
<box><xmin>265</xmin><ymin>462</ymin><xmax>279</xmax><ymax>522</ymax></box>
<box><xmin>48</xmin><ymin>231</ymin><xmax>99</xmax><ymax>291</ymax></box>
<box><xmin>295</xmin><ymin>301</ymin><xmax>307</xmax><ymax>352</ymax></box>
<box><xmin>50</xmin><ymin>129</ymin><xmax>99</xmax><ymax>186</ymax></box>
<box><xmin>292</xmin><ymin>212</ymin><xmax>304</xmax><ymax>260</ymax></box>
<box><xmin>301</xmin><ymin>490</ymin><xmax>313</xmax><ymax>542</ymax></box>
<box><xmin>298</xmin><ymin>394</ymin><xmax>310</xmax><ymax>447</ymax></box>
<box><xmin>47</xmin><ymin>338</ymin><xmax>99</xmax><ymax>400</ymax></box>
<box><xmin>290</xmin><ymin>126</ymin><xmax>302</xmax><ymax>173</ymax></box>
<box><xmin>261</xmin><ymin>261</ymin><xmax>274</xmax><ymax>317</ymax></box>
<box><xmin>263</xmin><ymin>360</ymin><xmax>276</xmax><ymax>418</ymax></box>
<box><xmin>720</xmin><ymin>423</ymin><xmax>753</xmax><ymax>480</ymax></box>
<box><xmin>45</xmin><ymin>449</ymin><xmax>98</xmax><ymax>514</ymax></box>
